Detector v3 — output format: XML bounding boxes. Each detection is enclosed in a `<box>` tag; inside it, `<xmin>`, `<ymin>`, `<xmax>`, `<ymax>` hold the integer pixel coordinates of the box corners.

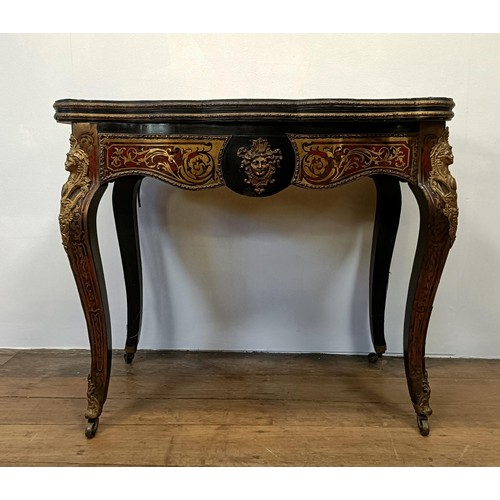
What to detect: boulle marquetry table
<box><xmin>54</xmin><ymin>98</ymin><xmax>458</xmax><ymax>438</ymax></box>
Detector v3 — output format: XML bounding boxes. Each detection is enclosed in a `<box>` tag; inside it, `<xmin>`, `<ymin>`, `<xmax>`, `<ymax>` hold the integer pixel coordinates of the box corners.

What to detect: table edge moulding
<box><xmin>53</xmin><ymin>97</ymin><xmax>458</xmax><ymax>439</ymax></box>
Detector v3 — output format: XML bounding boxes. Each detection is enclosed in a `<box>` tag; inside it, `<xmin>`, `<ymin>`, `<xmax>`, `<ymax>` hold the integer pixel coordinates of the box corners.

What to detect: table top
<box><xmin>53</xmin><ymin>97</ymin><xmax>455</xmax><ymax>123</ymax></box>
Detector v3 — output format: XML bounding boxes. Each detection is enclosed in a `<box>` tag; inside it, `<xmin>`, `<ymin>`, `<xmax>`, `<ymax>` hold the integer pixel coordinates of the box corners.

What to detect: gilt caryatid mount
<box><xmin>54</xmin><ymin>98</ymin><xmax>457</xmax><ymax>438</ymax></box>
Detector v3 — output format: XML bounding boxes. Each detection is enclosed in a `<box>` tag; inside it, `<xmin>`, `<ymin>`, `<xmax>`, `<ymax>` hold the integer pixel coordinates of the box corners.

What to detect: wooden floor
<box><xmin>1</xmin><ymin>349</ymin><xmax>499</xmax><ymax>466</ymax></box>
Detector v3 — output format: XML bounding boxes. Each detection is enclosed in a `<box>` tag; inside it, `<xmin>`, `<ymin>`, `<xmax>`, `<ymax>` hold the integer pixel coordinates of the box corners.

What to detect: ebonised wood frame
<box><xmin>54</xmin><ymin>98</ymin><xmax>457</xmax><ymax>438</ymax></box>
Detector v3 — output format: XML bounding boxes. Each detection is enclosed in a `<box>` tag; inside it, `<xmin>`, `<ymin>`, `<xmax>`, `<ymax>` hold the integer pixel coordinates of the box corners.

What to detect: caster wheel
<box><xmin>124</xmin><ymin>352</ymin><xmax>135</xmax><ymax>364</ymax></box>
<box><xmin>85</xmin><ymin>418</ymin><xmax>99</xmax><ymax>439</ymax></box>
<box><xmin>417</xmin><ymin>415</ymin><xmax>430</xmax><ymax>437</ymax></box>
<box><xmin>368</xmin><ymin>352</ymin><xmax>380</xmax><ymax>363</ymax></box>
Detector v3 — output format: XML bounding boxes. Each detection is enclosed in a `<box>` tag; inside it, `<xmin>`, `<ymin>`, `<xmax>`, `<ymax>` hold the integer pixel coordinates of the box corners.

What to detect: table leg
<box><xmin>58</xmin><ymin>125</ymin><xmax>111</xmax><ymax>438</ymax></box>
<box><xmin>404</xmin><ymin>127</ymin><xmax>458</xmax><ymax>436</ymax></box>
<box><xmin>368</xmin><ymin>175</ymin><xmax>402</xmax><ymax>363</ymax></box>
<box><xmin>112</xmin><ymin>176</ymin><xmax>144</xmax><ymax>364</ymax></box>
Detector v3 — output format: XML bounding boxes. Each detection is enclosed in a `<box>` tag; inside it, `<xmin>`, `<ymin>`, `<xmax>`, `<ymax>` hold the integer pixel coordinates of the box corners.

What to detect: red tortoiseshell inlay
<box><xmin>99</xmin><ymin>135</ymin><xmax>229</xmax><ymax>189</ymax></box>
<box><xmin>290</xmin><ymin>135</ymin><xmax>418</xmax><ymax>188</ymax></box>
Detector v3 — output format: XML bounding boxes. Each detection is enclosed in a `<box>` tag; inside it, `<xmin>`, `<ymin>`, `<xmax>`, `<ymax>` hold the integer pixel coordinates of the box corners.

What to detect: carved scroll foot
<box><xmin>410</xmin><ymin>369</ymin><xmax>432</xmax><ymax>417</ymax></box>
<box><xmin>85</xmin><ymin>373</ymin><xmax>106</xmax><ymax>420</ymax></box>
<box><xmin>413</xmin><ymin>364</ymin><xmax>433</xmax><ymax>438</ymax></box>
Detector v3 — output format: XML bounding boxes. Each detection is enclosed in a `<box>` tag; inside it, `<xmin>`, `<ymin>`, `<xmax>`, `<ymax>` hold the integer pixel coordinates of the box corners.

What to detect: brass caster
<box><xmin>417</xmin><ymin>414</ymin><xmax>430</xmax><ymax>437</ymax></box>
<box><xmin>85</xmin><ymin>418</ymin><xmax>99</xmax><ymax>439</ymax></box>
<box><xmin>368</xmin><ymin>352</ymin><xmax>381</xmax><ymax>363</ymax></box>
<box><xmin>124</xmin><ymin>352</ymin><xmax>135</xmax><ymax>364</ymax></box>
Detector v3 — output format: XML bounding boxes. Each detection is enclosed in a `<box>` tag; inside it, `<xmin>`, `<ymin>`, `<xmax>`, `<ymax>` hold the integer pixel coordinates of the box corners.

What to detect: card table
<box><xmin>54</xmin><ymin>98</ymin><xmax>457</xmax><ymax>438</ymax></box>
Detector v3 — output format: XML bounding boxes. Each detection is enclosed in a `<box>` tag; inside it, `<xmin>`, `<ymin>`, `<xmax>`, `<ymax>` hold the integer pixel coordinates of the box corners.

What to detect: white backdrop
<box><xmin>1</xmin><ymin>33</ymin><xmax>499</xmax><ymax>357</ymax></box>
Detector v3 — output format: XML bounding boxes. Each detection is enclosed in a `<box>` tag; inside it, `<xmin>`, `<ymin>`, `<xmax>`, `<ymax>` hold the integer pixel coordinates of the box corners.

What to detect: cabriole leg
<box><xmin>368</xmin><ymin>175</ymin><xmax>402</xmax><ymax>363</ymax></box>
<box><xmin>404</xmin><ymin>126</ymin><xmax>458</xmax><ymax>436</ymax></box>
<box><xmin>112</xmin><ymin>176</ymin><xmax>144</xmax><ymax>364</ymax></box>
<box><xmin>59</xmin><ymin>124</ymin><xmax>112</xmax><ymax>438</ymax></box>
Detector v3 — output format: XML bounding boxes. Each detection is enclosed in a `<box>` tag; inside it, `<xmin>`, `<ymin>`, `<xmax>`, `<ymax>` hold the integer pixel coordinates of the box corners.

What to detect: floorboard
<box><xmin>1</xmin><ymin>350</ymin><xmax>499</xmax><ymax>466</ymax></box>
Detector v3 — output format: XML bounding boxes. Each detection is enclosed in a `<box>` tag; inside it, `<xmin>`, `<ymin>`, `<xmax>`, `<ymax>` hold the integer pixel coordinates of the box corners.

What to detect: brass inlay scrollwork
<box><xmin>290</xmin><ymin>136</ymin><xmax>416</xmax><ymax>188</ymax></box>
<box><xmin>59</xmin><ymin>132</ymin><xmax>93</xmax><ymax>250</ymax></box>
<box><xmin>100</xmin><ymin>135</ymin><xmax>228</xmax><ymax>189</ymax></box>
<box><xmin>237</xmin><ymin>138</ymin><xmax>283</xmax><ymax>194</ymax></box>
<box><xmin>428</xmin><ymin>128</ymin><xmax>458</xmax><ymax>241</ymax></box>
